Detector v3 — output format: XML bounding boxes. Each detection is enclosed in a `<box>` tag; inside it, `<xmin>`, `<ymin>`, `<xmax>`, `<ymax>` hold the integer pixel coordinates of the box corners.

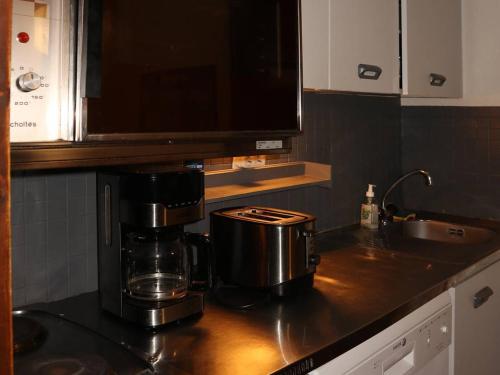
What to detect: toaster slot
<box><xmin>247</xmin><ymin>208</ymin><xmax>307</xmax><ymax>222</ymax></box>
<box><xmin>241</xmin><ymin>209</ymin><xmax>303</xmax><ymax>223</ymax></box>
<box><xmin>253</xmin><ymin>209</ymin><xmax>295</xmax><ymax>219</ymax></box>
<box><xmin>221</xmin><ymin>206</ymin><xmax>312</xmax><ymax>225</ymax></box>
<box><xmin>237</xmin><ymin>212</ymin><xmax>281</xmax><ymax>222</ymax></box>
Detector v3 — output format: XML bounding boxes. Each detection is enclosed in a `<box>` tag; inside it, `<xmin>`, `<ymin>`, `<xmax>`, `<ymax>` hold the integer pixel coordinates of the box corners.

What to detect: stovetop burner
<box><xmin>13</xmin><ymin>311</ymin><xmax>151</xmax><ymax>375</ymax></box>
<box><xmin>17</xmin><ymin>354</ymin><xmax>117</xmax><ymax>375</ymax></box>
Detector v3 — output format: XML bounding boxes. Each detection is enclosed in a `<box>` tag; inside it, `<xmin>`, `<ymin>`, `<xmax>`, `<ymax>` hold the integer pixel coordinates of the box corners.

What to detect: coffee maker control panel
<box><xmin>118</xmin><ymin>169</ymin><xmax>205</xmax><ymax>227</ymax></box>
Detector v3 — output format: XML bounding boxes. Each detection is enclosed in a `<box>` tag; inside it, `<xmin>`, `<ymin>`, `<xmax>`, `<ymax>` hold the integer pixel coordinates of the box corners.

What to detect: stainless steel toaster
<box><xmin>210</xmin><ymin>206</ymin><xmax>320</xmax><ymax>296</ymax></box>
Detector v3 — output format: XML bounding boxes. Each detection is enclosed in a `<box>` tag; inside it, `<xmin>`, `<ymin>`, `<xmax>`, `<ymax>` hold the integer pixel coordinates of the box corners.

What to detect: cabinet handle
<box><xmin>473</xmin><ymin>286</ymin><xmax>494</xmax><ymax>308</ymax></box>
<box><xmin>358</xmin><ymin>64</ymin><xmax>382</xmax><ymax>80</ymax></box>
<box><xmin>429</xmin><ymin>73</ymin><xmax>447</xmax><ymax>87</ymax></box>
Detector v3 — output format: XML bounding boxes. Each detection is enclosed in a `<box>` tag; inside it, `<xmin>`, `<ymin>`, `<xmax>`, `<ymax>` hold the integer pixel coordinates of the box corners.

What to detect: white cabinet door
<box><xmin>401</xmin><ymin>0</ymin><xmax>462</xmax><ymax>98</ymax></box>
<box><xmin>452</xmin><ymin>260</ymin><xmax>500</xmax><ymax>375</ymax></box>
<box><xmin>330</xmin><ymin>0</ymin><xmax>400</xmax><ymax>94</ymax></box>
<box><xmin>301</xmin><ymin>0</ymin><xmax>399</xmax><ymax>94</ymax></box>
<box><xmin>302</xmin><ymin>0</ymin><xmax>330</xmax><ymax>90</ymax></box>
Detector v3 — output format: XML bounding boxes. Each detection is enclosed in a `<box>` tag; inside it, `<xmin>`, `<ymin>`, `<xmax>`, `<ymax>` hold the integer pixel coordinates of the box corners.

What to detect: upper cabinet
<box><xmin>301</xmin><ymin>0</ymin><xmax>330</xmax><ymax>90</ymax></box>
<box><xmin>330</xmin><ymin>0</ymin><xmax>400</xmax><ymax>94</ymax></box>
<box><xmin>302</xmin><ymin>0</ymin><xmax>463</xmax><ymax>98</ymax></box>
<box><xmin>302</xmin><ymin>0</ymin><xmax>400</xmax><ymax>94</ymax></box>
<box><xmin>401</xmin><ymin>0</ymin><xmax>462</xmax><ymax>97</ymax></box>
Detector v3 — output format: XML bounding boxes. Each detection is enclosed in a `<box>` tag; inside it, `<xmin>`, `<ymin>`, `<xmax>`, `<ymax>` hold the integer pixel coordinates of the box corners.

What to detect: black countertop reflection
<box><xmin>27</xmin><ymin>213</ymin><xmax>500</xmax><ymax>375</ymax></box>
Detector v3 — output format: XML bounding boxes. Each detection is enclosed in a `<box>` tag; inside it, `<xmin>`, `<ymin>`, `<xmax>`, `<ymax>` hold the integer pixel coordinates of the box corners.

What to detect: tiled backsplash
<box><xmin>10</xmin><ymin>101</ymin><xmax>500</xmax><ymax>308</ymax></box>
<box><xmin>11</xmin><ymin>171</ymin><xmax>98</xmax><ymax>307</ymax></box>
<box><xmin>294</xmin><ymin>92</ymin><xmax>402</xmax><ymax>228</ymax></box>
<box><xmin>191</xmin><ymin>93</ymin><xmax>402</xmax><ymax>233</ymax></box>
<box><xmin>11</xmin><ymin>92</ymin><xmax>404</xmax><ymax>307</ymax></box>
<box><xmin>401</xmin><ymin>107</ymin><xmax>500</xmax><ymax>220</ymax></box>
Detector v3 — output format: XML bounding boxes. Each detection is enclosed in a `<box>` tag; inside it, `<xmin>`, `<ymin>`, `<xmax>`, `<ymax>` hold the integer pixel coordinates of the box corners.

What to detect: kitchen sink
<box><xmin>400</xmin><ymin>220</ymin><xmax>495</xmax><ymax>245</ymax></box>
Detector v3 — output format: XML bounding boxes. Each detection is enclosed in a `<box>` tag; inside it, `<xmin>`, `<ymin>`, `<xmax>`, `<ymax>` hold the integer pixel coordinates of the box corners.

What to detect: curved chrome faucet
<box><xmin>380</xmin><ymin>169</ymin><xmax>433</xmax><ymax>221</ymax></box>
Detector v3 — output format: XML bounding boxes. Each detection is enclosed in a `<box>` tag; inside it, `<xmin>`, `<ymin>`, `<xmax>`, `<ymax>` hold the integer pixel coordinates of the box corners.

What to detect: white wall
<box><xmin>402</xmin><ymin>0</ymin><xmax>500</xmax><ymax>106</ymax></box>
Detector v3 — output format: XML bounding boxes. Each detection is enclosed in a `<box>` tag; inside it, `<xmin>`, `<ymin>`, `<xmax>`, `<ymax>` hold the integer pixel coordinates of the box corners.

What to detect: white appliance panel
<box><xmin>10</xmin><ymin>0</ymin><xmax>71</xmax><ymax>142</ymax></box>
<box><xmin>310</xmin><ymin>291</ymin><xmax>452</xmax><ymax>375</ymax></box>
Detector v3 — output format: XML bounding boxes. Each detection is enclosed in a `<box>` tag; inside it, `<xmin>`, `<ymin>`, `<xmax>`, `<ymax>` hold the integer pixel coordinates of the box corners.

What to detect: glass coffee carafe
<box><xmin>124</xmin><ymin>227</ymin><xmax>188</xmax><ymax>301</ymax></box>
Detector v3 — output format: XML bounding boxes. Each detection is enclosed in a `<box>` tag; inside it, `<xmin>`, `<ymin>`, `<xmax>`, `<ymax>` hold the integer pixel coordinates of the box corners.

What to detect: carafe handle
<box><xmin>186</xmin><ymin>233</ymin><xmax>213</xmax><ymax>291</ymax></box>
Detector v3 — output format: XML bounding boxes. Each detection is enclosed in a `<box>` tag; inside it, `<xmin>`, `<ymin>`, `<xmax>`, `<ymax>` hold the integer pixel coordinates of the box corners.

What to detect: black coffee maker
<box><xmin>97</xmin><ymin>167</ymin><xmax>211</xmax><ymax>327</ymax></box>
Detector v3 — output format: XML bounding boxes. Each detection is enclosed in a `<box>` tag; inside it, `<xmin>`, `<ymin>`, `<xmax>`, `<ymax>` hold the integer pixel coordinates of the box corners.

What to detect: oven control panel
<box><xmin>10</xmin><ymin>0</ymin><xmax>70</xmax><ymax>142</ymax></box>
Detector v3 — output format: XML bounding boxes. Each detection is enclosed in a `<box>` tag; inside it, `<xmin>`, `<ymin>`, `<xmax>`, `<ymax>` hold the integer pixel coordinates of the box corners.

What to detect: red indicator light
<box><xmin>17</xmin><ymin>32</ymin><xmax>30</xmax><ymax>44</ymax></box>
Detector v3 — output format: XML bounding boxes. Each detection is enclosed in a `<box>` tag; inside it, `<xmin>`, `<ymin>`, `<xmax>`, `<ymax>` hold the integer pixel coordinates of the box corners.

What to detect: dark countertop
<box><xmin>25</xmin><ymin>213</ymin><xmax>500</xmax><ymax>375</ymax></box>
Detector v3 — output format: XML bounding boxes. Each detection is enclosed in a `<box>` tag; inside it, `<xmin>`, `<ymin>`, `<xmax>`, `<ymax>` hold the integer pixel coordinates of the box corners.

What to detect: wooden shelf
<box><xmin>205</xmin><ymin>162</ymin><xmax>331</xmax><ymax>203</ymax></box>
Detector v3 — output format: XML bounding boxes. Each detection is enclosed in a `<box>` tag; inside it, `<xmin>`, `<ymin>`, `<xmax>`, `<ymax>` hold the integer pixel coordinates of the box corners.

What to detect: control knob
<box><xmin>17</xmin><ymin>72</ymin><xmax>41</xmax><ymax>92</ymax></box>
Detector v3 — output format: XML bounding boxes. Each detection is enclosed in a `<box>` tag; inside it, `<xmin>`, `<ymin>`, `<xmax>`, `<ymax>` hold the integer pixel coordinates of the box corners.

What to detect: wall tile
<box><xmin>68</xmin><ymin>197</ymin><xmax>86</xmax><ymax>217</ymax></box>
<box><xmin>25</xmin><ymin>260</ymin><xmax>48</xmax><ymax>304</ymax></box>
<box><xmin>24</xmin><ymin>201</ymin><xmax>48</xmax><ymax>224</ymax></box>
<box><xmin>12</xmin><ymin>289</ymin><xmax>26</xmax><ymax>308</ymax></box>
<box><xmin>48</xmin><ymin>198</ymin><xmax>67</xmax><ymax>222</ymax></box>
<box><xmin>24</xmin><ymin>175</ymin><xmax>46</xmax><ymax>202</ymax></box>
<box><xmin>47</xmin><ymin>174</ymin><xmax>67</xmax><ymax>201</ymax></box>
<box><xmin>47</xmin><ymin>262</ymin><xmax>69</xmax><ymax>302</ymax></box>
<box><xmin>11</xmin><ymin>174</ymin><xmax>24</xmax><ymax>204</ymax></box>
<box><xmin>11</xmin><ymin>203</ymin><xmax>24</xmax><ymax>226</ymax></box>
<box><xmin>69</xmin><ymin>254</ymin><xmax>87</xmax><ymax>296</ymax></box>
<box><xmin>11</xmin><ymin>245</ymin><xmax>26</xmax><ymax>290</ymax></box>
<box><xmin>11</xmin><ymin>171</ymin><xmax>98</xmax><ymax>307</ymax></box>
<box><xmin>68</xmin><ymin>175</ymin><xmax>86</xmax><ymax>198</ymax></box>
<box><xmin>25</xmin><ymin>283</ymin><xmax>48</xmax><ymax>305</ymax></box>
<box><xmin>68</xmin><ymin>226</ymin><xmax>87</xmax><ymax>255</ymax></box>
<box><xmin>11</xmin><ymin>225</ymin><xmax>25</xmax><ymax>248</ymax></box>
<box><xmin>86</xmin><ymin>194</ymin><xmax>97</xmax><ymax>215</ymax></box>
<box><xmin>25</xmin><ymin>222</ymin><xmax>47</xmax><ymax>265</ymax></box>
<box><xmin>402</xmin><ymin>107</ymin><xmax>500</xmax><ymax>220</ymax></box>
<box><xmin>47</xmin><ymin>220</ymin><xmax>68</xmax><ymax>256</ymax></box>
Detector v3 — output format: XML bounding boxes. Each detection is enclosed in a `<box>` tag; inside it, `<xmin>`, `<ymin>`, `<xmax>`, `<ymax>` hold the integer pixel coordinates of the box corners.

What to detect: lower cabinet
<box><xmin>451</xmin><ymin>260</ymin><xmax>500</xmax><ymax>375</ymax></box>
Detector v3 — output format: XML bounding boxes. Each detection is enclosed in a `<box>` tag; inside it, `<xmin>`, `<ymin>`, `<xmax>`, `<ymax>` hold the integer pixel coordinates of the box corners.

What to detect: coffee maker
<box><xmin>97</xmin><ymin>167</ymin><xmax>209</xmax><ymax>327</ymax></box>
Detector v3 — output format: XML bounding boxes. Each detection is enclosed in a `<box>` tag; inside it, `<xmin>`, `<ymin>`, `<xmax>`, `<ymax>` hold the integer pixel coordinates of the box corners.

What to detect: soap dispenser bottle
<box><xmin>360</xmin><ymin>184</ymin><xmax>378</xmax><ymax>229</ymax></box>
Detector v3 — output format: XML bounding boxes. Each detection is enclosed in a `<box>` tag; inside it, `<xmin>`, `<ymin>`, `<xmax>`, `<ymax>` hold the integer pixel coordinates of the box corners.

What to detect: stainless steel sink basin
<box><xmin>401</xmin><ymin>220</ymin><xmax>496</xmax><ymax>245</ymax></box>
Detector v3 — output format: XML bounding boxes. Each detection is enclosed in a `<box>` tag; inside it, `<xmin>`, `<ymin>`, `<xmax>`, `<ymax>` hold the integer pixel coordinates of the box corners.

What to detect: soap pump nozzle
<box><xmin>366</xmin><ymin>184</ymin><xmax>376</xmax><ymax>199</ymax></box>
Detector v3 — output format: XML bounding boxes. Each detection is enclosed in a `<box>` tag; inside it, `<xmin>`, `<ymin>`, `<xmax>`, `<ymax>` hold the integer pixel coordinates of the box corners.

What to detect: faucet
<box><xmin>380</xmin><ymin>169</ymin><xmax>433</xmax><ymax>224</ymax></box>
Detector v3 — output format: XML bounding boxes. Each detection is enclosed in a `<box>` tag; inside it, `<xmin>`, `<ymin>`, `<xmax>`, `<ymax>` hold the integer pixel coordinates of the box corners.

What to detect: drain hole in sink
<box><xmin>448</xmin><ymin>227</ymin><xmax>465</xmax><ymax>237</ymax></box>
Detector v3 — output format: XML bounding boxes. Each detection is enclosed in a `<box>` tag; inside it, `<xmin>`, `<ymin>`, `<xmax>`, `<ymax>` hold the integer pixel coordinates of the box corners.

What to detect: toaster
<box><xmin>210</xmin><ymin>206</ymin><xmax>320</xmax><ymax>296</ymax></box>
